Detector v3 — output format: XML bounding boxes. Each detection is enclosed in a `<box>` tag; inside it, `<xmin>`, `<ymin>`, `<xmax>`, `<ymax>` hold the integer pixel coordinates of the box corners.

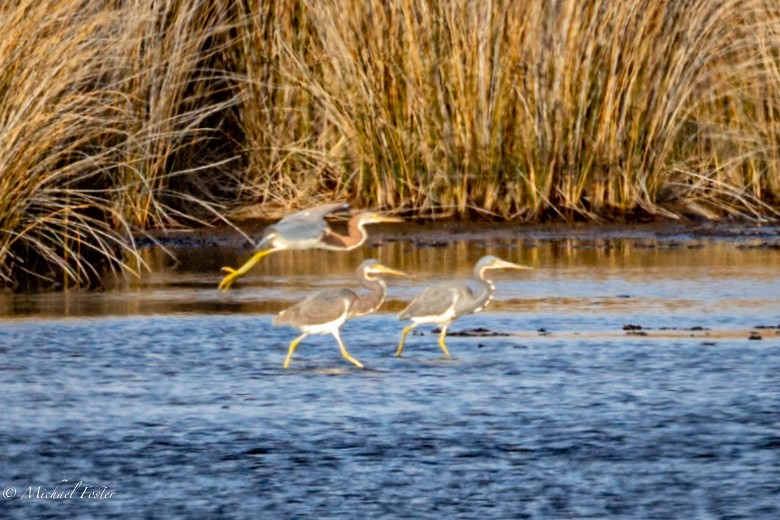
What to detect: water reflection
<box><xmin>0</xmin><ymin>226</ymin><xmax>779</xmax><ymax>321</ymax></box>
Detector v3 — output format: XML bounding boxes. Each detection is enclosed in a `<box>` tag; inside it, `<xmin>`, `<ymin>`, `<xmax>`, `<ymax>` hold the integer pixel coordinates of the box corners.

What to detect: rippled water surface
<box><xmin>2</xmin><ymin>225</ymin><xmax>779</xmax><ymax>519</ymax></box>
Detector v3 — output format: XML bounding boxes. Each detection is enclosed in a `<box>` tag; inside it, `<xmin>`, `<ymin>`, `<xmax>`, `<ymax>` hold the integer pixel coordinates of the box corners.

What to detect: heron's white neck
<box><xmin>471</xmin><ymin>267</ymin><xmax>497</xmax><ymax>313</ymax></box>
<box><xmin>321</xmin><ymin>216</ymin><xmax>369</xmax><ymax>250</ymax></box>
<box><xmin>349</xmin><ymin>274</ymin><xmax>387</xmax><ymax>318</ymax></box>
<box><xmin>346</xmin><ymin>218</ymin><xmax>369</xmax><ymax>250</ymax></box>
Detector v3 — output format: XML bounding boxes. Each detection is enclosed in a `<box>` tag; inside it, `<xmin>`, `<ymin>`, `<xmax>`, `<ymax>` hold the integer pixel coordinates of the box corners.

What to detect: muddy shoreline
<box><xmin>136</xmin><ymin>221</ymin><xmax>780</xmax><ymax>250</ymax></box>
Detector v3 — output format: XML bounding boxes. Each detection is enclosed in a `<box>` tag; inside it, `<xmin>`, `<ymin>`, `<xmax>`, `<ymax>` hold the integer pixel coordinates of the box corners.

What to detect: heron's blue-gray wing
<box><xmin>274</xmin><ymin>289</ymin><xmax>357</xmax><ymax>328</ymax></box>
<box><xmin>263</xmin><ymin>203</ymin><xmax>350</xmax><ymax>246</ymax></box>
<box><xmin>398</xmin><ymin>282</ymin><xmax>472</xmax><ymax>320</ymax></box>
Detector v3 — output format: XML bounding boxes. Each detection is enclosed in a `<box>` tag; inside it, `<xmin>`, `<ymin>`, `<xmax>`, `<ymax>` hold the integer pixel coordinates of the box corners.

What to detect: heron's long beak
<box><xmin>374</xmin><ymin>215</ymin><xmax>403</xmax><ymax>223</ymax></box>
<box><xmin>497</xmin><ymin>260</ymin><xmax>532</xmax><ymax>270</ymax></box>
<box><xmin>375</xmin><ymin>265</ymin><xmax>409</xmax><ymax>277</ymax></box>
<box><xmin>218</xmin><ymin>247</ymin><xmax>277</xmax><ymax>290</ymax></box>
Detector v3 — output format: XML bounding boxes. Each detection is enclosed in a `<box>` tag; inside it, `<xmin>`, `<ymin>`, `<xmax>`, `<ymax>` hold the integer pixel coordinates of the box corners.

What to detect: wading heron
<box><xmin>218</xmin><ymin>203</ymin><xmax>401</xmax><ymax>290</ymax></box>
<box><xmin>273</xmin><ymin>259</ymin><xmax>407</xmax><ymax>369</ymax></box>
<box><xmin>396</xmin><ymin>256</ymin><xmax>530</xmax><ymax>358</ymax></box>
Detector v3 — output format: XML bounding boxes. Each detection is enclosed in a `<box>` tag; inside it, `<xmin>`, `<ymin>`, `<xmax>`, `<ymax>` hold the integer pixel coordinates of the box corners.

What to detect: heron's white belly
<box><xmin>300</xmin><ymin>314</ymin><xmax>348</xmax><ymax>335</ymax></box>
<box><xmin>274</xmin><ymin>236</ymin><xmax>324</xmax><ymax>250</ymax></box>
<box><xmin>411</xmin><ymin>304</ymin><xmax>457</xmax><ymax>325</ymax></box>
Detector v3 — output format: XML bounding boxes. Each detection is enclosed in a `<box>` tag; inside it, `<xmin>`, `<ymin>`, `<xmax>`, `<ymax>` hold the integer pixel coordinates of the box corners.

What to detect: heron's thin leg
<box><xmin>218</xmin><ymin>248</ymin><xmax>274</xmax><ymax>290</ymax></box>
<box><xmin>437</xmin><ymin>326</ymin><xmax>451</xmax><ymax>358</ymax></box>
<box><xmin>283</xmin><ymin>333</ymin><xmax>307</xmax><ymax>369</ymax></box>
<box><xmin>395</xmin><ymin>324</ymin><xmax>416</xmax><ymax>357</ymax></box>
<box><xmin>333</xmin><ymin>330</ymin><xmax>364</xmax><ymax>369</ymax></box>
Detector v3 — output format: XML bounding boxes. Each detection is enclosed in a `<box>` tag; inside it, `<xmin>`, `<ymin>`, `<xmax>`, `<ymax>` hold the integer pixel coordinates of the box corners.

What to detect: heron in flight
<box><xmin>274</xmin><ymin>259</ymin><xmax>407</xmax><ymax>369</ymax></box>
<box><xmin>395</xmin><ymin>256</ymin><xmax>530</xmax><ymax>358</ymax></box>
<box><xmin>218</xmin><ymin>203</ymin><xmax>401</xmax><ymax>290</ymax></box>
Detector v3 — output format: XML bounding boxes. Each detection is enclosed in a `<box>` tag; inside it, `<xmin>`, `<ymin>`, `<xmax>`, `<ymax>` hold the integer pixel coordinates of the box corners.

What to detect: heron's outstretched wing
<box><xmin>261</xmin><ymin>203</ymin><xmax>350</xmax><ymax>246</ymax></box>
<box><xmin>398</xmin><ymin>282</ymin><xmax>472</xmax><ymax>320</ymax></box>
<box><xmin>273</xmin><ymin>289</ymin><xmax>356</xmax><ymax>328</ymax></box>
<box><xmin>281</xmin><ymin>203</ymin><xmax>350</xmax><ymax>224</ymax></box>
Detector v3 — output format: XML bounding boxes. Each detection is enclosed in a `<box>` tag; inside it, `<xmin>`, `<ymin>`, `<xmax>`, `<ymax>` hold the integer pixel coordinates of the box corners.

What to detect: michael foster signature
<box><xmin>3</xmin><ymin>480</ymin><xmax>115</xmax><ymax>500</ymax></box>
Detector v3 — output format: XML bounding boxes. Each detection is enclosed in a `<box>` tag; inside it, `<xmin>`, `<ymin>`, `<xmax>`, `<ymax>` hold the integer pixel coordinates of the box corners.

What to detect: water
<box><xmin>1</xmin><ymin>226</ymin><xmax>779</xmax><ymax>519</ymax></box>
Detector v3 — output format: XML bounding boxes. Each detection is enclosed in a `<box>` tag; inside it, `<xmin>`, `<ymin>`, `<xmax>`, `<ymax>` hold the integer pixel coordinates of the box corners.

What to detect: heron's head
<box><xmin>354</xmin><ymin>211</ymin><xmax>403</xmax><ymax>226</ymax></box>
<box><xmin>357</xmin><ymin>259</ymin><xmax>408</xmax><ymax>279</ymax></box>
<box><xmin>476</xmin><ymin>255</ymin><xmax>532</xmax><ymax>274</ymax></box>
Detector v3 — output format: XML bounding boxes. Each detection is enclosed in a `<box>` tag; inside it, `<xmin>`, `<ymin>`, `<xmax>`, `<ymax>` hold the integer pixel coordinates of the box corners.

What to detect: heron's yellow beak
<box><xmin>374</xmin><ymin>264</ymin><xmax>409</xmax><ymax>276</ymax></box>
<box><xmin>372</xmin><ymin>215</ymin><xmax>403</xmax><ymax>223</ymax></box>
<box><xmin>494</xmin><ymin>259</ymin><xmax>532</xmax><ymax>270</ymax></box>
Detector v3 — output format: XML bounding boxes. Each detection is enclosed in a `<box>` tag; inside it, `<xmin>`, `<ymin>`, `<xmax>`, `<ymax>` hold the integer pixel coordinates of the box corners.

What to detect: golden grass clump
<box><xmin>2</xmin><ymin>0</ymin><xmax>780</xmax><ymax>288</ymax></box>
<box><xmin>117</xmin><ymin>0</ymin><xmax>238</xmax><ymax>229</ymax></box>
<box><xmin>235</xmin><ymin>0</ymin><xmax>780</xmax><ymax>220</ymax></box>
<box><xmin>0</xmin><ymin>0</ymin><xmax>236</xmax><ymax>288</ymax></box>
<box><xmin>0</xmin><ymin>0</ymin><xmax>141</xmax><ymax>287</ymax></box>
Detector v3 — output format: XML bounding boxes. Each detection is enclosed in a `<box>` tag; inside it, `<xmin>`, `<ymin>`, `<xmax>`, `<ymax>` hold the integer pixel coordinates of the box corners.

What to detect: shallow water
<box><xmin>1</xmin><ymin>227</ymin><xmax>779</xmax><ymax>519</ymax></box>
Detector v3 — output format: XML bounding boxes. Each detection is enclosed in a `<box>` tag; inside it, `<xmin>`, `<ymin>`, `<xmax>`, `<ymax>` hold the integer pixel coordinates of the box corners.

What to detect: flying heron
<box><xmin>273</xmin><ymin>259</ymin><xmax>407</xmax><ymax>369</ymax></box>
<box><xmin>218</xmin><ymin>203</ymin><xmax>401</xmax><ymax>290</ymax></box>
<box><xmin>395</xmin><ymin>256</ymin><xmax>530</xmax><ymax>358</ymax></box>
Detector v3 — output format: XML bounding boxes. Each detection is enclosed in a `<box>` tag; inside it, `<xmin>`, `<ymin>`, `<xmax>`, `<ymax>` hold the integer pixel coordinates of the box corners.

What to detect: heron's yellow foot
<box><xmin>395</xmin><ymin>325</ymin><xmax>414</xmax><ymax>357</ymax></box>
<box><xmin>335</xmin><ymin>338</ymin><xmax>364</xmax><ymax>368</ymax></box>
<box><xmin>217</xmin><ymin>249</ymin><xmax>274</xmax><ymax>290</ymax></box>
<box><xmin>218</xmin><ymin>266</ymin><xmax>241</xmax><ymax>291</ymax></box>
<box><xmin>342</xmin><ymin>352</ymin><xmax>365</xmax><ymax>369</ymax></box>
<box><xmin>283</xmin><ymin>335</ymin><xmax>305</xmax><ymax>369</ymax></box>
<box><xmin>437</xmin><ymin>329</ymin><xmax>452</xmax><ymax>358</ymax></box>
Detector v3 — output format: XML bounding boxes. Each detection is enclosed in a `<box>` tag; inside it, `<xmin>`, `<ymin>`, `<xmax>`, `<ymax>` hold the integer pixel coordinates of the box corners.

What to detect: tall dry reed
<box><xmin>235</xmin><ymin>0</ymin><xmax>780</xmax><ymax>220</ymax></box>
<box><xmin>0</xmin><ymin>0</ymin><xmax>139</xmax><ymax>287</ymax></box>
<box><xmin>117</xmin><ymin>0</ymin><xmax>238</xmax><ymax>229</ymax></box>
<box><xmin>0</xmin><ymin>0</ymin><xmax>237</xmax><ymax>288</ymax></box>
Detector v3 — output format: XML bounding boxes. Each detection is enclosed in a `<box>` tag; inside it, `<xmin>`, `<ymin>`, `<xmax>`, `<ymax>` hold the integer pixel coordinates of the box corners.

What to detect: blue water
<box><xmin>1</xmin><ymin>235</ymin><xmax>780</xmax><ymax>519</ymax></box>
<box><xmin>1</xmin><ymin>312</ymin><xmax>779</xmax><ymax>519</ymax></box>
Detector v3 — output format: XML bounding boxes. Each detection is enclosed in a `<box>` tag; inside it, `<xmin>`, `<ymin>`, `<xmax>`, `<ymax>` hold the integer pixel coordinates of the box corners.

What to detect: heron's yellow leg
<box><xmin>395</xmin><ymin>324</ymin><xmax>416</xmax><ymax>357</ymax></box>
<box><xmin>334</xmin><ymin>331</ymin><xmax>364</xmax><ymax>369</ymax></box>
<box><xmin>283</xmin><ymin>334</ymin><xmax>307</xmax><ymax>369</ymax></box>
<box><xmin>437</xmin><ymin>326</ymin><xmax>451</xmax><ymax>358</ymax></box>
<box><xmin>218</xmin><ymin>249</ymin><xmax>273</xmax><ymax>290</ymax></box>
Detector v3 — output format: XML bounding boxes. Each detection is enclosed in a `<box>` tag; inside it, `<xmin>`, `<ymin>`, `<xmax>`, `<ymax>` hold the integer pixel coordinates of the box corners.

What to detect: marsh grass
<box><xmin>1</xmin><ymin>0</ymin><xmax>780</xmax><ymax>288</ymax></box>
<box><xmin>0</xmin><ymin>0</ymin><xmax>237</xmax><ymax>288</ymax></box>
<box><xmin>0</xmin><ymin>0</ymin><xmax>139</xmax><ymax>287</ymax></box>
<box><xmin>235</xmin><ymin>0</ymin><xmax>780</xmax><ymax>221</ymax></box>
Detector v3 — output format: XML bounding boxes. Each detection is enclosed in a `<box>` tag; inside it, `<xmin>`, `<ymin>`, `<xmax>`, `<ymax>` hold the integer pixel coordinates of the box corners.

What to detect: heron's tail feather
<box><xmin>272</xmin><ymin>310</ymin><xmax>291</xmax><ymax>326</ymax></box>
<box><xmin>255</xmin><ymin>232</ymin><xmax>275</xmax><ymax>249</ymax></box>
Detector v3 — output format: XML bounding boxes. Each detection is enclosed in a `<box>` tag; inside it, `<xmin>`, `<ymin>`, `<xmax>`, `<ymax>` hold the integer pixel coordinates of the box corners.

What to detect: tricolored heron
<box><xmin>218</xmin><ymin>203</ymin><xmax>401</xmax><ymax>290</ymax></box>
<box><xmin>273</xmin><ymin>259</ymin><xmax>407</xmax><ymax>369</ymax></box>
<box><xmin>395</xmin><ymin>256</ymin><xmax>530</xmax><ymax>358</ymax></box>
